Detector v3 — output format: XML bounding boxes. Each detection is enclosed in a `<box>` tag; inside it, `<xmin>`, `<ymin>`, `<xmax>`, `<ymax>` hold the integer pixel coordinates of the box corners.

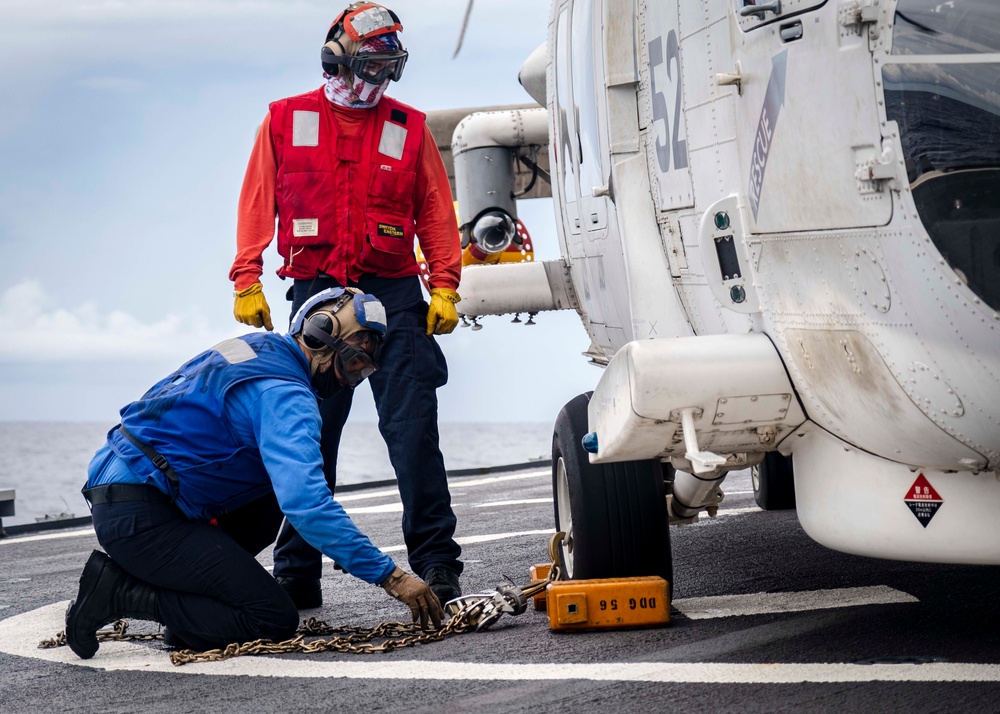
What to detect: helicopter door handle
<box><xmin>740</xmin><ymin>1</ymin><xmax>781</xmax><ymax>18</ymax></box>
<box><xmin>780</xmin><ymin>21</ymin><xmax>803</xmax><ymax>42</ymax></box>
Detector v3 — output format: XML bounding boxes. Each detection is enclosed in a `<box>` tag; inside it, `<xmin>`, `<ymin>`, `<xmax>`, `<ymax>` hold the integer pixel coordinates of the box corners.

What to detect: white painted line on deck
<box><xmin>453</xmin><ymin>529</ymin><xmax>554</xmax><ymax>546</ymax></box>
<box><xmin>0</xmin><ymin>468</ymin><xmax>551</xmax><ymax>543</ymax></box>
<box><xmin>4</xmin><ymin>602</ymin><xmax>1000</xmax><ymax>682</ymax></box>
<box><xmin>674</xmin><ymin>585</ymin><xmax>918</xmax><ymax>619</ymax></box>
<box><xmin>364</xmin><ymin>529</ymin><xmax>555</xmax><ymax>556</ymax></box>
<box><xmin>345</xmin><ymin>503</ymin><xmax>405</xmax><ymax>514</ymax></box>
<box><xmin>327</xmin><ymin>469</ymin><xmax>550</xmax><ymax>503</ymax></box>
<box><xmin>472</xmin><ymin>499</ymin><xmax>553</xmax><ymax>508</ymax></box>
<box><xmin>257</xmin><ymin>529</ymin><xmax>557</xmax><ymax>570</ymax></box>
<box><xmin>690</xmin><ymin>507</ymin><xmax>759</xmax><ymax>521</ymax></box>
<box><xmin>0</xmin><ymin>528</ymin><xmax>95</xmax><ymax>546</ymax></box>
<box><xmin>0</xmin><ymin>501</ymin><xmax>756</xmax><ymax>547</ymax></box>
<box><xmin>337</xmin><ymin>470</ymin><xmax>553</xmax><ymax>506</ymax></box>
<box><xmin>447</xmin><ymin>469</ymin><xmax>551</xmax><ymax>489</ymax></box>
<box><xmin>336</xmin><ymin>488</ymin><xmax>402</xmax><ymax>503</ymax></box>
<box><xmin>718</xmin><ymin>507</ymin><xmax>758</xmax><ymax>516</ymax></box>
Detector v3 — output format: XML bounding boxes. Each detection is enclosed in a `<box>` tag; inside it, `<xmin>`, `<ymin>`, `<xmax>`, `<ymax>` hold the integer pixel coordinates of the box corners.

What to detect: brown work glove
<box><xmin>233</xmin><ymin>282</ymin><xmax>274</xmax><ymax>331</ymax></box>
<box><xmin>381</xmin><ymin>567</ymin><xmax>444</xmax><ymax>629</ymax></box>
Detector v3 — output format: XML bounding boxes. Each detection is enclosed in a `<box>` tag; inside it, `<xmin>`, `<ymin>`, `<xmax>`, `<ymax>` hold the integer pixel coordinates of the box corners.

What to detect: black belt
<box><xmin>83</xmin><ymin>483</ymin><xmax>172</xmax><ymax>507</ymax></box>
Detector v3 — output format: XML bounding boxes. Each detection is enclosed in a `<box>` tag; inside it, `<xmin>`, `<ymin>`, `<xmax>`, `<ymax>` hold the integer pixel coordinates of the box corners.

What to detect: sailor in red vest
<box><xmin>229</xmin><ymin>2</ymin><xmax>463</xmax><ymax>609</ymax></box>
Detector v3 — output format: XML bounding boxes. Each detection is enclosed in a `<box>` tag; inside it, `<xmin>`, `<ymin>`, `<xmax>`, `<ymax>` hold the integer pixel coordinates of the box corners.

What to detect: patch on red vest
<box><xmin>377</xmin><ymin>222</ymin><xmax>406</xmax><ymax>239</ymax></box>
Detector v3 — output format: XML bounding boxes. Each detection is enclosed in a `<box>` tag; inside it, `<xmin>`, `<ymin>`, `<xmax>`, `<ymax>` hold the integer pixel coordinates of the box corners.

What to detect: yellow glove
<box><xmin>426</xmin><ymin>287</ymin><xmax>460</xmax><ymax>336</ymax></box>
<box><xmin>233</xmin><ymin>282</ymin><xmax>273</xmax><ymax>331</ymax></box>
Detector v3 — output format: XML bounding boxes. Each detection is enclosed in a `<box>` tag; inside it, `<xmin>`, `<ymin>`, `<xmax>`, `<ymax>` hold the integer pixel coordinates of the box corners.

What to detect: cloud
<box><xmin>0</xmin><ymin>1</ymin><xmax>562</xmax><ymax>422</ymax></box>
<box><xmin>0</xmin><ymin>1</ymin><xmax>547</xmax><ymax>60</ymax></box>
<box><xmin>1</xmin><ymin>0</ymin><xmax>317</xmax><ymax>24</ymax></box>
<box><xmin>0</xmin><ymin>279</ymin><xmax>241</xmax><ymax>363</ymax></box>
<box><xmin>76</xmin><ymin>76</ymin><xmax>148</xmax><ymax>93</ymax></box>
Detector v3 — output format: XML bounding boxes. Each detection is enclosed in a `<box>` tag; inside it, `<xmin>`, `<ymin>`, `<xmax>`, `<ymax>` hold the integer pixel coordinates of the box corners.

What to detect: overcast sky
<box><xmin>0</xmin><ymin>0</ymin><xmax>601</xmax><ymax>425</ymax></box>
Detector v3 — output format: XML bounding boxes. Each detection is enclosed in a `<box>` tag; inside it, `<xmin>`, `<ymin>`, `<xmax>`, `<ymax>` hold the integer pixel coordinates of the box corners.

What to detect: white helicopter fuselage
<box><xmin>453</xmin><ymin>0</ymin><xmax>1000</xmax><ymax>566</ymax></box>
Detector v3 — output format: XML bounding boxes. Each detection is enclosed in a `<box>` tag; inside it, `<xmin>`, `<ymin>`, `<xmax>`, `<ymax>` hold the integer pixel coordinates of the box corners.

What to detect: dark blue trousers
<box><xmin>91</xmin><ymin>492</ymin><xmax>299</xmax><ymax>651</ymax></box>
<box><xmin>272</xmin><ymin>275</ymin><xmax>462</xmax><ymax>581</ymax></box>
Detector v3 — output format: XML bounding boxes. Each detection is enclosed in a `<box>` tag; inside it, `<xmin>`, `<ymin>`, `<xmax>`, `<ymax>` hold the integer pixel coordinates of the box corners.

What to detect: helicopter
<box><xmin>424</xmin><ymin>0</ymin><xmax>1000</xmax><ymax>593</ymax></box>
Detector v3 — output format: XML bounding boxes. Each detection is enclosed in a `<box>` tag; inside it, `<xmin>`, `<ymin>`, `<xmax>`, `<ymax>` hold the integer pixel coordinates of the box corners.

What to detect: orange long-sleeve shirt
<box><xmin>229</xmin><ymin>99</ymin><xmax>461</xmax><ymax>292</ymax></box>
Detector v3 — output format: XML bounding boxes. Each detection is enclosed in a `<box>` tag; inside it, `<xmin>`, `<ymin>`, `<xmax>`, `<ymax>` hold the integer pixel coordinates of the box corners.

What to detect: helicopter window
<box><xmin>893</xmin><ymin>0</ymin><xmax>1000</xmax><ymax>55</ymax></box>
<box><xmin>571</xmin><ymin>0</ymin><xmax>603</xmax><ymax>199</ymax></box>
<box><xmin>883</xmin><ymin>62</ymin><xmax>1000</xmax><ymax>181</ymax></box>
<box><xmin>555</xmin><ymin>6</ymin><xmax>579</xmax><ymax>208</ymax></box>
<box><xmin>910</xmin><ymin>167</ymin><xmax>1000</xmax><ymax>311</ymax></box>
<box><xmin>884</xmin><ymin>60</ymin><xmax>1000</xmax><ymax>310</ymax></box>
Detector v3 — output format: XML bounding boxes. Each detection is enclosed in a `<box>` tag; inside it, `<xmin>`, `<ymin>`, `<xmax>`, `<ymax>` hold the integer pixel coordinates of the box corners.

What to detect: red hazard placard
<box><xmin>904</xmin><ymin>473</ymin><xmax>943</xmax><ymax>528</ymax></box>
<box><xmin>905</xmin><ymin>473</ymin><xmax>943</xmax><ymax>502</ymax></box>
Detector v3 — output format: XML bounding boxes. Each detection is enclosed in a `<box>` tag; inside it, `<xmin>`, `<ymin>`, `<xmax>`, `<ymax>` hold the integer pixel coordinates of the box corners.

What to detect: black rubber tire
<box><xmin>551</xmin><ymin>392</ymin><xmax>672</xmax><ymax>585</ymax></box>
<box><xmin>752</xmin><ymin>451</ymin><xmax>796</xmax><ymax>510</ymax></box>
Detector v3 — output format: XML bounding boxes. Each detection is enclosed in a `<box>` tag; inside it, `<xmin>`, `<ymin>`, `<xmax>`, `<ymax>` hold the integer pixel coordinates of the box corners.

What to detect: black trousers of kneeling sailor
<box><xmin>89</xmin><ymin>485</ymin><xmax>299</xmax><ymax>651</ymax></box>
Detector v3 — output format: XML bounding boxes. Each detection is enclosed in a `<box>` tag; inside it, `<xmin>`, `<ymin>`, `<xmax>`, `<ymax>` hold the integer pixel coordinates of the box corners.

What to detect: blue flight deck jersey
<box><xmin>85</xmin><ymin>332</ymin><xmax>395</xmax><ymax>585</ymax></box>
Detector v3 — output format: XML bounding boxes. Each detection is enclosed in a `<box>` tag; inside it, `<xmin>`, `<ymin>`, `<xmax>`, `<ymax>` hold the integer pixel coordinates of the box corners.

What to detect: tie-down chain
<box><xmin>39</xmin><ymin>533</ymin><xmax>566</xmax><ymax>665</ymax></box>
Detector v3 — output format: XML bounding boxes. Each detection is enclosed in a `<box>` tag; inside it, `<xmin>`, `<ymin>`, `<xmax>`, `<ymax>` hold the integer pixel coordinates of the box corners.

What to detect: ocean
<box><xmin>0</xmin><ymin>421</ymin><xmax>553</xmax><ymax>527</ymax></box>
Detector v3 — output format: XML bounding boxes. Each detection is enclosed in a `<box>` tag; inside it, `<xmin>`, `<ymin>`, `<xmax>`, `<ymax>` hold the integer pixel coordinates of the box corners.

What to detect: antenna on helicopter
<box><xmin>452</xmin><ymin>0</ymin><xmax>474</xmax><ymax>58</ymax></box>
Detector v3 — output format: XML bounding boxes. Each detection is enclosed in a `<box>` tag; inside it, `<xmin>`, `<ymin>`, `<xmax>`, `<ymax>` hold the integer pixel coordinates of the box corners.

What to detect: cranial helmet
<box><xmin>321</xmin><ymin>3</ymin><xmax>408</xmax><ymax>84</ymax></box>
<box><xmin>289</xmin><ymin>287</ymin><xmax>387</xmax><ymax>391</ymax></box>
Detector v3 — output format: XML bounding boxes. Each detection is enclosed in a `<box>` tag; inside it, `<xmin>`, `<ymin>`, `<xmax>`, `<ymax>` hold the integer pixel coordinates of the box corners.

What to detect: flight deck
<box><xmin>3</xmin><ymin>463</ymin><xmax>1000</xmax><ymax>713</ymax></box>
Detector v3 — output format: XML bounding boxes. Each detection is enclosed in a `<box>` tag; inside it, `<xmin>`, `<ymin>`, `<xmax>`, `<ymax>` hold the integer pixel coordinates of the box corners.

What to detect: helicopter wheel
<box><xmin>551</xmin><ymin>392</ymin><xmax>672</xmax><ymax>588</ymax></box>
<box><xmin>751</xmin><ymin>451</ymin><xmax>796</xmax><ymax>510</ymax></box>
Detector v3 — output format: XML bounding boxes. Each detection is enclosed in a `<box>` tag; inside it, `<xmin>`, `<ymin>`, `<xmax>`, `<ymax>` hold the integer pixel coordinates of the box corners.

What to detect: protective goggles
<box><xmin>323</xmin><ymin>49</ymin><xmax>408</xmax><ymax>84</ymax></box>
<box><xmin>333</xmin><ymin>331</ymin><xmax>383</xmax><ymax>387</ymax></box>
<box><xmin>301</xmin><ymin>320</ymin><xmax>383</xmax><ymax>387</ymax></box>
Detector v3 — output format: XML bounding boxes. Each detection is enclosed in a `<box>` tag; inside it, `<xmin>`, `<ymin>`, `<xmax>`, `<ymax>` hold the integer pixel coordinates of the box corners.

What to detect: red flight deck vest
<box><xmin>269</xmin><ymin>87</ymin><xmax>425</xmax><ymax>284</ymax></box>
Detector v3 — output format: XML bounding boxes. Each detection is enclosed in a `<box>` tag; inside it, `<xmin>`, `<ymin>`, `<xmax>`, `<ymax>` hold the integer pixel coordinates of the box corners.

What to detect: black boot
<box><xmin>275</xmin><ymin>576</ymin><xmax>322</xmax><ymax>610</ymax></box>
<box><xmin>162</xmin><ymin>628</ymin><xmax>191</xmax><ymax>650</ymax></box>
<box><xmin>65</xmin><ymin>550</ymin><xmax>160</xmax><ymax>659</ymax></box>
<box><xmin>423</xmin><ymin>566</ymin><xmax>462</xmax><ymax>605</ymax></box>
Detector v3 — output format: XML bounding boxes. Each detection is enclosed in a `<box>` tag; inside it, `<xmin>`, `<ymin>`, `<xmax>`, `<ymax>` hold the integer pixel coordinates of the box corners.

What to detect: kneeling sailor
<box><xmin>65</xmin><ymin>287</ymin><xmax>443</xmax><ymax>659</ymax></box>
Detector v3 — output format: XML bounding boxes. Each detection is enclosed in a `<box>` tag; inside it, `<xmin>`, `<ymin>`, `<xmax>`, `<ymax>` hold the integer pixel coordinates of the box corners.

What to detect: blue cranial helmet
<box><xmin>289</xmin><ymin>287</ymin><xmax>387</xmax><ymax>389</ymax></box>
<box><xmin>289</xmin><ymin>287</ymin><xmax>387</xmax><ymax>342</ymax></box>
